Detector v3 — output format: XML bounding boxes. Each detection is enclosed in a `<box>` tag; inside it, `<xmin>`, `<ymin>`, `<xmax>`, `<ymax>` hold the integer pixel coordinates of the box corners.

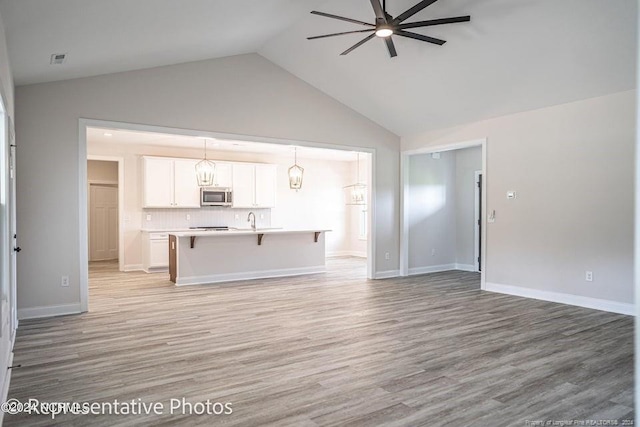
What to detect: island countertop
<box><xmin>169</xmin><ymin>228</ymin><xmax>331</xmax><ymax>237</ymax></box>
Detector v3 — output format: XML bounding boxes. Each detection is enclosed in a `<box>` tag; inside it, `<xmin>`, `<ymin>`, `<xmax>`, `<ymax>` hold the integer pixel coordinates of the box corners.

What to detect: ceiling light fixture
<box><xmin>195</xmin><ymin>139</ymin><xmax>216</xmax><ymax>187</ymax></box>
<box><xmin>344</xmin><ymin>153</ymin><xmax>367</xmax><ymax>205</ymax></box>
<box><xmin>288</xmin><ymin>147</ymin><xmax>304</xmax><ymax>191</ymax></box>
<box><xmin>375</xmin><ymin>26</ymin><xmax>393</xmax><ymax>38</ymax></box>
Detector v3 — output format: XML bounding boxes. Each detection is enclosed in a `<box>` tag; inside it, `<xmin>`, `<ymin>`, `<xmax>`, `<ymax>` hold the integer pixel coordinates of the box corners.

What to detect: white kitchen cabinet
<box><xmin>255</xmin><ymin>164</ymin><xmax>277</xmax><ymax>208</ymax></box>
<box><xmin>173</xmin><ymin>159</ymin><xmax>201</xmax><ymax>208</ymax></box>
<box><xmin>232</xmin><ymin>163</ymin><xmax>277</xmax><ymax>208</ymax></box>
<box><xmin>143</xmin><ymin>156</ymin><xmax>200</xmax><ymax>208</ymax></box>
<box><xmin>213</xmin><ymin>162</ymin><xmax>233</xmax><ymax>188</ymax></box>
<box><xmin>142</xmin><ymin>232</ymin><xmax>169</xmax><ymax>272</ymax></box>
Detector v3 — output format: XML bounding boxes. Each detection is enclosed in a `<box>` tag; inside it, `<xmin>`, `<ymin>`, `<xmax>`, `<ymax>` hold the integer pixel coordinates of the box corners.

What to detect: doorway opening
<box><xmin>79</xmin><ymin>120</ymin><xmax>375</xmax><ymax>311</ymax></box>
<box><xmin>400</xmin><ymin>139</ymin><xmax>487</xmax><ymax>289</ymax></box>
<box><xmin>87</xmin><ymin>160</ymin><xmax>119</xmax><ymax>263</ymax></box>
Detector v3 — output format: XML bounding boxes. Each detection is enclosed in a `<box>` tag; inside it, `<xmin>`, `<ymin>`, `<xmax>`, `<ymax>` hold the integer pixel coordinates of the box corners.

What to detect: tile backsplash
<box><xmin>142</xmin><ymin>207</ymin><xmax>272</xmax><ymax>230</ymax></box>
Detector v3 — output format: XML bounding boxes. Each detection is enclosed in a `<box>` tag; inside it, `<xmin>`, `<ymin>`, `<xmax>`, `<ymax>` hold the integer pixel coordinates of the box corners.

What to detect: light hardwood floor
<box><xmin>4</xmin><ymin>258</ymin><xmax>634</xmax><ymax>426</ymax></box>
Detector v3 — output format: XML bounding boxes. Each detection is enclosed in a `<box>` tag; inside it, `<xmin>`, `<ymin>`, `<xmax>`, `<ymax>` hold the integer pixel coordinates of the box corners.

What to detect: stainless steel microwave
<box><xmin>200</xmin><ymin>187</ymin><xmax>232</xmax><ymax>207</ymax></box>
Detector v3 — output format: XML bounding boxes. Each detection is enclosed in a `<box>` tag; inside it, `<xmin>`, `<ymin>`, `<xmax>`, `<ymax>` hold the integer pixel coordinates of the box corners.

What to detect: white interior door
<box><xmin>90</xmin><ymin>185</ymin><xmax>119</xmax><ymax>261</ymax></box>
<box><xmin>9</xmin><ymin>140</ymin><xmax>17</xmax><ymax>331</ymax></box>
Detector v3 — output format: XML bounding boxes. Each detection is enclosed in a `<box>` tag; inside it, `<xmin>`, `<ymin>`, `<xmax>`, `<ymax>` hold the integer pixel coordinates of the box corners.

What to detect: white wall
<box><xmin>403</xmin><ymin>90</ymin><xmax>636</xmax><ymax>305</ymax></box>
<box><xmin>15</xmin><ymin>53</ymin><xmax>399</xmax><ymax>313</ymax></box>
<box><xmin>88</xmin><ymin>140</ymin><xmax>360</xmax><ymax>268</ymax></box>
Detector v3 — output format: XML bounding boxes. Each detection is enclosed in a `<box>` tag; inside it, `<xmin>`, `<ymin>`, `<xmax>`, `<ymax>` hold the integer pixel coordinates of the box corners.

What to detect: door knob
<box><xmin>13</xmin><ymin>247</ymin><xmax>21</xmax><ymax>252</ymax></box>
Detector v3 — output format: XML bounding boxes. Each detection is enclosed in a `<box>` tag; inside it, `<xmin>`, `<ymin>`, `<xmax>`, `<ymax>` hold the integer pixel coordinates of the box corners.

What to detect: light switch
<box><xmin>146</xmin><ymin>214</ymin><xmax>152</xmax><ymax>221</ymax></box>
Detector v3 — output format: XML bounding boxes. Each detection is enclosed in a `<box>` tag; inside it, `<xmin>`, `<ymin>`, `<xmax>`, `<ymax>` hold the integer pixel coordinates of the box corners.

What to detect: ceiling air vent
<box><xmin>49</xmin><ymin>53</ymin><xmax>67</xmax><ymax>65</ymax></box>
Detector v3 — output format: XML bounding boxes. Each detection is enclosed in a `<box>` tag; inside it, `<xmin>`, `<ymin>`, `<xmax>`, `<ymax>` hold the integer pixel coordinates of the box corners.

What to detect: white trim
<box><xmin>455</xmin><ymin>263</ymin><xmax>477</xmax><ymax>272</ymax></box>
<box><xmin>17</xmin><ymin>303</ymin><xmax>82</xmax><ymax>320</ymax></box>
<box><xmin>0</xmin><ymin>349</ymin><xmax>13</xmax><ymax>425</ymax></box>
<box><xmin>374</xmin><ymin>270</ymin><xmax>400</xmax><ymax>279</ymax></box>
<box><xmin>474</xmin><ymin>170</ymin><xmax>482</xmax><ymax>273</ymax></box>
<box><xmin>485</xmin><ymin>282</ymin><xmax>634</xmax><ymax>316</ymax></box>
<box><xmin>400</xmin><ymin>138</ymin><xmax>487</xmax><ymax>292</ymax></box>
<box><xmin>124</xmin><ymin>264</ymin><xmax>144</xmax><ymax>272</ymax></box>
<box><xmin>175</xmin><ymin>266</ymin><xmax>326</xmax><ymax>286</ymax></box>
<box><xmin>409</xmin><ymin>264</ymin><xmax>456</xmax><ymax>275</ymax></box>
<box><xmin>408</xmin><ymin>263</ymin><xmax>478</xmax><ymax>275</ymax></box>
<box><xmin>326</xmin><ymin>251</ymin><xmax>367</xmax><ymax>258</ymax></box>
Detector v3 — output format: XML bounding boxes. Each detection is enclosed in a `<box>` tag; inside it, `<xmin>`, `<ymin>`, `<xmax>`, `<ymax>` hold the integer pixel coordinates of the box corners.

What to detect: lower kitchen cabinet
<box><xmin>142</xmin><ymin>232</ymin><xmax>169</xmax><ymax>272</ymax></box>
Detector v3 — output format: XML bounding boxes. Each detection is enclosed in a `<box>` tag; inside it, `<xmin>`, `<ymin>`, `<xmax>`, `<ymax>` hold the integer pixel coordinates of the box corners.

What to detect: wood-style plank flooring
<box><xmin>5</xmin><ymin>258</ymin><xmax>634</xmax><ymax>426</ymax></box>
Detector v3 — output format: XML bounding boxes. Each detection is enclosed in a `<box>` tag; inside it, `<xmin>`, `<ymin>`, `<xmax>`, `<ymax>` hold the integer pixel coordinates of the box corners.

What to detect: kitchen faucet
<box><xmin>247</xmin><ymin>212</ymin><xmax>256</xmax><ymax>231</ymax></box>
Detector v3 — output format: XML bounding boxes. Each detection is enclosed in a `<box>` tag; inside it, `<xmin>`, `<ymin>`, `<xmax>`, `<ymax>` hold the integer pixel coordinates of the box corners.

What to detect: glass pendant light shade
<box><xmin>195</xmin><ymin>158</ymin><xmax>215</xmax><ymax>187</ymax></box>
<box><xmin>195</xmin><ymin>139</ymin><xmax>216</xmax><ymax>187</ymax></box>
<box><xmin>344</xmin><ymin>153</ymin><xmax>367</xmax><ymax>205</ymax></box>
<box><xmin>288</xmin><ymin>147</ymin><xmax>304</xmax><ymax>190</ymax></box>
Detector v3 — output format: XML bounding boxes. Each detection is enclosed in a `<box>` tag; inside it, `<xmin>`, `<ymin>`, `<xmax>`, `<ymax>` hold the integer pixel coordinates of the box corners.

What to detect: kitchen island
<box><xmin>168</xmin><ymin>229</ymin><xmax>330</xmax><ymax>285</ymax></box>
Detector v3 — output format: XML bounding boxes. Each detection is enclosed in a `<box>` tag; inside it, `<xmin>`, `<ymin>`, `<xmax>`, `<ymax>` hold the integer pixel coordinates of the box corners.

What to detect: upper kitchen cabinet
<box><xmin>232</xmin><ymin>163</ymin><xmax>277</xmax><ymax>208</ymax></box>
<box><xmin>212</xmin><ymin>162</ymin><xmax>233</xmax><ymax>188</ymax></box>
<box><xmin>143</xmin><ymin>156</ymin><xmax>200</xmax><ymax>208</ymax></box>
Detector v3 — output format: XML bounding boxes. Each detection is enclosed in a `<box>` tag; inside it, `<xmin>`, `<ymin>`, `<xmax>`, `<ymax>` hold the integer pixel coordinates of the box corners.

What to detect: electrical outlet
<box><xmin>260</xmin><ymin>214</ymin><xmax>264</xmax><ymax>220</ymax></box>
<box><xmin>234</xmin><ymin>214</ymin><xmax>240</xmax><ymax>220</ymax></box>
<box><xmin>146</xmin><ymin>214</ymin><xmax>152</xmax><ymax>221</ymax></box>
<box><xmin>431</xmin><ymin>249</ymin><xmax>436</xmax><ymax>256</ymax></box>
<box><xmin>585</xmin><ymin>271</ymin><xmax>593</xmax><ymax>282</ymax></box>
<box><xmin>61</xmin><ymin>276</ymin><xmax>69</xmax><ymax>287</ymax></box>
<box><xmin>186</xmin><ymin>214</ymin><xmax>191</xmax><ymax>221</ymax></box>
<box><xmin>385</xmin><ymin>252</ymin><xmax>390</xmax><ymax>260</ymax></box>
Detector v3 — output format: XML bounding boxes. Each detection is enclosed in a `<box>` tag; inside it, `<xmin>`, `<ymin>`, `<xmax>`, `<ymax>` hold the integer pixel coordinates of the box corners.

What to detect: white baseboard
<box><xmin>374</xmin><ymin>270</ymin><xmax>400</xmax><ymax>279</ymax></box>
<box><xmin>175</xmin><ymin>266</ymin><xmax>326</xmax><ymax>286</ymax></box>
<box><xmin>455</xmin><ymin>263</ymin><xmax>478</xmax><ymax>272</ymax></box>
<box><xmin>18</xmin><ymin>303</ymin><xmax>82</xmax><ymax>320</ymax></box>
<box><xmin>124</xmin><ymin>264</ymin><xmax>144</xmax><ymax>272</ymax></box>
<box><xmin>485</xmin><ymin>282</ymin><xmax>635</xmax><ymax>316</ymax></box>
<box><xmin>326</xmin><ymin>251</ymin><xmax>367</xmax><ymax>258</ymax></box>
<box><xmin>408</xmin><ymin>264</ymin><xmax>456</xmax><ymax>275</ymax></box>
<box><xmin>409</xmin><ymin>263</ymin><xmax>479</xmax><ymax>275</ymax></box>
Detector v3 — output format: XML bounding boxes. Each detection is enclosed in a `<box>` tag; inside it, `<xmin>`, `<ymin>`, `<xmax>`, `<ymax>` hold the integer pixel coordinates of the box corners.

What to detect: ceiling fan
<box><xmin>307</xmin><ymin>0</ymin><xmax>470</xmax><ymax>57</ymax></box>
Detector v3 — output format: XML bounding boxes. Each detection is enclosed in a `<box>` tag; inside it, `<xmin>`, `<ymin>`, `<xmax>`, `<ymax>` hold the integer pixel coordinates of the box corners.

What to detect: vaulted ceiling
<box><xmin>1</xmin><ymin>0</ymin><xmax>636</xmax><ymax>136</ymax></box>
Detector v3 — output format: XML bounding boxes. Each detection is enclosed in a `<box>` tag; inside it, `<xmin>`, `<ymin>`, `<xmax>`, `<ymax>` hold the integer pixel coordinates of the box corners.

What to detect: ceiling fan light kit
<box><xmin>308</xmin><ymin>0</ymin><xmax>470</xmax><ymax>57</ymax></box>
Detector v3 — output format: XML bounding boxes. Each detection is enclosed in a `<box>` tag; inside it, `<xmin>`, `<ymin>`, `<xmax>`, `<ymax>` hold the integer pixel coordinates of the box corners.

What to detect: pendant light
<box><xmin>344</xmin><ymin>153</ymin><xmax>367</xmax><ymax>205</ymax></box>
<box><xmin>195</xmin><ymin>138</ymin><xmax>216</xmax><ymax>187</ymax></box>
<box><xmin>288</xmin><ymin>147</ymin><xmax>304</xmax><ymax>191</ymax></box>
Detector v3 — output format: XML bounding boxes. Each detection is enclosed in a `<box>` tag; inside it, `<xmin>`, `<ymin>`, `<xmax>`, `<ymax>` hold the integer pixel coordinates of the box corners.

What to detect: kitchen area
<box><xmin>86</xmin><ymin>127</ymin><xmax>371</xmax><ymax>289</ymax></box>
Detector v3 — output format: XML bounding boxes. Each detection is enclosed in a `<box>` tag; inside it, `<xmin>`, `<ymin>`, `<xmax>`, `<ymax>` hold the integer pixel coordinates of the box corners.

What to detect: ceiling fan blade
<box><xmin>369</xmin><ymin>0</ymin><xmax>388</xmax><ymax>24</ymax></box>
<box><xmin>340</xmin><ymin>33</ymin><xmax>376</xmax><ymax>55</ymax></box>
<box><xmin>398</xmin><ymin>16</ymin><xmax>470</xmax><ymax>30</ymax></box>
<box><xmin>311</xmin><ymin>11</ymin><xmax>374</xmax><ymax>27</ymax></box>
<box><xmin>385</xmin><ymin>37</ymin><xmax>398</xmax><ymax>57</ymax></box>
<box><xmin>395</xmin><ymin>30</ymin><xmax>446</xmax><ymax>45</ymax></box>
<box><xmin>307</xmin><ymin>29</ymin><xmax>375</xmax><ymax>40</ymax></box>
<box><xmin>394</xmin><ymin>0</ymin><xmax>439</xmax><ymax>23</ymax></box>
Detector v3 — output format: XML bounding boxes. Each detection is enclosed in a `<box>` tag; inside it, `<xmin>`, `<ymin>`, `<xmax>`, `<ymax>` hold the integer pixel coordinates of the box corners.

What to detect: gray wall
<box><xmin>403</xmin><ymin>90</ymin><xmax>636</xmax><ymax>304</ymax></box>
<box><xmin>15</xmin><ymin>53</ymin><xmax>401</xmax><ymax>312</ymax></box>
<box><xmin>408</xmin><ymin>152</ymin><xmax>457</xmax><ymax>271</ymax></box>
<box><xmin>408</xmin><ymin>147</ymin><xmax>481</xmax><ymax>273</ymax></box>
<box><xmin>455</xmin><ymin>147</ymin><xmax>482</xmax><ymax>267</ymax></box>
